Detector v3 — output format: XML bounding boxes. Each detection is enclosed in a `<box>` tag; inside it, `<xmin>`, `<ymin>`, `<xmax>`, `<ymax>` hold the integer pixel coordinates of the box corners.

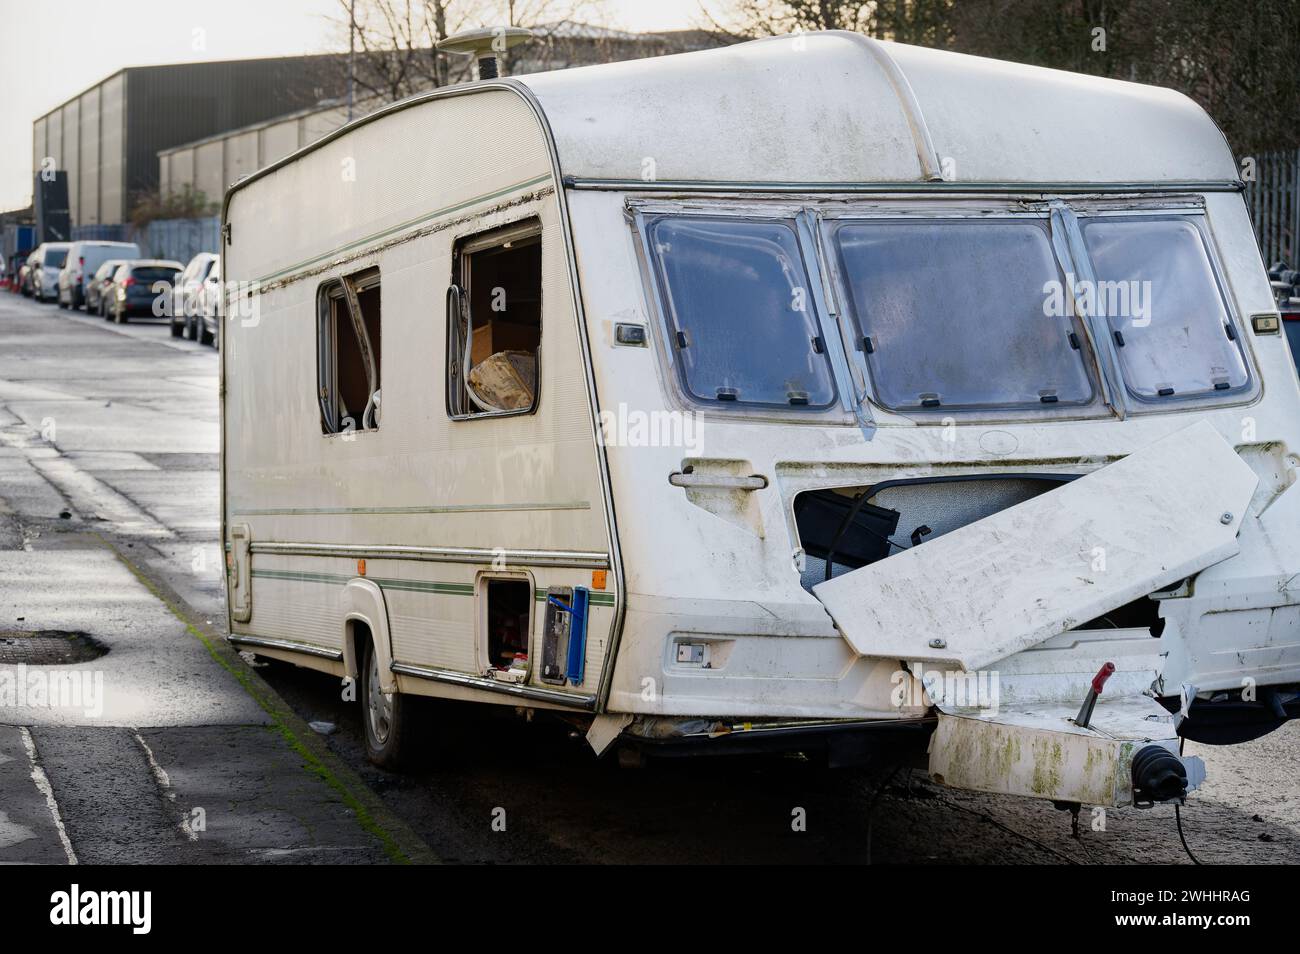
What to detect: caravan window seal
<box><xmin>446</xmin><ymin>217</ymin><xmax>544</xmax><ymax>422</ymax></box>
<box><xmin>1063</xmin><ymin>206</ymin><xmax>1259</xmax><ymax>412</ymax></box>
<box><xmin>317</xmin><ymin>266</ymin><xmax>383</xmax><ymax>438</ymax></box>
<box><xmin>818</xmin><ymin>210</ymin><xmax>1110</xmax><ymax>417</ymax></box>
<box><xmin>631</xmin><ymin>209</ymin><xmax>855</xmax><ymax>421</ymax></box>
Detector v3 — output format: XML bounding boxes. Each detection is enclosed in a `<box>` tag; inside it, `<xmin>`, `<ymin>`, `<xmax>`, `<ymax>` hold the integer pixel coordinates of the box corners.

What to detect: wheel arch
<box><xmin>341</xmin><ymin>577</ymin><xmax>397</xmax><ymax>693</ymax></box>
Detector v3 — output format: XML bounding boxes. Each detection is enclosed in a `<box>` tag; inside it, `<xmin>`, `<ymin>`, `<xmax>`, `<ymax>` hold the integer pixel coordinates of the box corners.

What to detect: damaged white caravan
<box><xmin>220</xmin><ymin>31</ymin><xmax>1300</xmax><ymax>811</ymax></box>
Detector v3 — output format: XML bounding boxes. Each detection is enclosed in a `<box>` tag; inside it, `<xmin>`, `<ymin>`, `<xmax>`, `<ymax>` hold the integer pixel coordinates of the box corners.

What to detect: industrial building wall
<box><xmin>32</xmin><ymin>54</ymin><xmax>346</xmax><ymax>229</ymax></box>
<box><xmin>32</xmin><ymin>116</ymin><xmax>45</xmax><ymax>185</ymax></box>
<box><xmin>100</xmin><ymin>75</ymin><xmax>126</xmax><ymax>226</ymax></box>
<box><xmin>157</xmin><ymin>104</ymin><xmax>351</xmax><ymax>206</ymax></box>
<box><xmin>122</xmin><ymin>56</ymin><xmax>346</xmax><ymax>205</ymax></box>
<box><xmin>194</xmin><ymin>140</ymin><xmax>224</xmax><ymax>205</ymax></box>
<box><xmin>79</xmin><ymin>88</ymin><xmax>100</xmax><ymax>226</ymax></box>
<box><xmin>63</xmin><ymin>100</ymin><xmax>79</xmax><ymax>226</ymax></box>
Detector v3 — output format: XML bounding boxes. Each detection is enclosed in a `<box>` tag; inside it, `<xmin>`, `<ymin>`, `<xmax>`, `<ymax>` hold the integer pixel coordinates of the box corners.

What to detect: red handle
<box><xmin>1091</xmin><ymin>661</ymin><xmax>1116</xmax><ymax>695</ymax></box>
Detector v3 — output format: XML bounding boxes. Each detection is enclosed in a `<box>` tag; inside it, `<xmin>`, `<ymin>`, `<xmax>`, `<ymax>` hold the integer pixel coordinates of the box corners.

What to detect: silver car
<box><xmin>29</xmin><ymin>242</ymin><xmax>72</xmax><ymax>302</ymax></box>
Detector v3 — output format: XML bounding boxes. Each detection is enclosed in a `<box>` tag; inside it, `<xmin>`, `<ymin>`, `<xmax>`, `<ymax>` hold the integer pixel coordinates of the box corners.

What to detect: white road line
<box><xmin>131</xmin><ymin>728</ymin><xmax>197</xmax><ymax>842</ymax></box>
<box><xmin>19</xmin><ymin>727</ymin><xmax>78</xmax><ymax>865</ymax></box>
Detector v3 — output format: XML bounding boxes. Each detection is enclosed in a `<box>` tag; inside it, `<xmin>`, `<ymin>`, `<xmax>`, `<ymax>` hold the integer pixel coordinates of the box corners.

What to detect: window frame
<box><xmin>317</xmin><ymin>265</ymin><xmax>382</xmax><ymax>438</ymax></box>
<box><xmin>446</xmin><ymin>217</ymin><xmax>544</xmax><ymax>422</ymax></box>
<box><xmin>820</xmin><ymin>211</ymin><xmax>1107</xmax><ymax>417</ymax></box>
<box><xmin>628</xmin><ymin>196</ymin><xmax>1260</xmax><ymax>426</ymax></box>
<box><xmin>631</xmin><ymin>204</ymin><xmax>858</xmax><ymax>424</ymax></box>
<box><xmin>1070</xmin><ymin>208</ymin><xmax>1257</xmax><ymax>410</ymax></box>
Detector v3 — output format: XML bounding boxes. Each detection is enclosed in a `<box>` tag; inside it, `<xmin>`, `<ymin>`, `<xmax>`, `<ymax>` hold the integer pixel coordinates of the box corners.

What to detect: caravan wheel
<box><xmin>360</xmin><ymin>638</ymin><xmax>410</xmax><ymax>770</ymax></box>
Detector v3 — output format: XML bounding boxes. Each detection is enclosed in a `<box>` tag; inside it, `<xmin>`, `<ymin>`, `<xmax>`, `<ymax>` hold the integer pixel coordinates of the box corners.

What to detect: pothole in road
<box><xmin>0</xmin><ymin>630</ymin><xmax>109</xmax><ymax>665</ymax></box>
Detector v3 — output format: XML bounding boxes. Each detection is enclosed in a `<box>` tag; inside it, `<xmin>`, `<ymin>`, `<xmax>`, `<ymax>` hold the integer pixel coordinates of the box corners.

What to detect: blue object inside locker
<box><xmin>565</xmin><ymin>586</ymin><xmax>589</xmax><ymax>685</ymax></box>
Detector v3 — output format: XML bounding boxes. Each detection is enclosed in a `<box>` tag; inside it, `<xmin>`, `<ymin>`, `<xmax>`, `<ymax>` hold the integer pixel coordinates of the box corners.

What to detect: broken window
<box><xmin>483</xmin><ymin>577</ymin><xmax>532</xmax><ymax>681</ymax></box>
<box><xmin>644</xmin><ymin>216</ymin><xmax>838</xmax><ymax>409</ymax></box>
<box><xmin>318</xmin><ymin>268</ymin><xmax>382</xmax><ymax>434</ymax></box>
<box><xmin>448</xmin><ymin>220</ymin><xmax>541</xmax><ymax>418</ymax></box>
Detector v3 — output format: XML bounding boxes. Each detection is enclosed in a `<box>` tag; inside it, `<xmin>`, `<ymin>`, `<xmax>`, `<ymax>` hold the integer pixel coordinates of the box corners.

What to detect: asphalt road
<box><xmin>0</xmin><ymin>290</ymin><xmax>1295</xmax><ymax>865</ymax></box>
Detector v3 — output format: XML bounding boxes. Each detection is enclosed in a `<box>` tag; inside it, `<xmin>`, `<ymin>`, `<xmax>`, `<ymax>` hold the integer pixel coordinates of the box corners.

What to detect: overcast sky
<box><xmin>0</xmin><ymin>0</ymin><xmax>710</xmax><ymax>212</ymax></box>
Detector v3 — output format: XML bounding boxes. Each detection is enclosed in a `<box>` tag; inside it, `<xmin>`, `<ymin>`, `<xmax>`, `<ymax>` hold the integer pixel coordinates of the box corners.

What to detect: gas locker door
<box><xmin>227</xmin><ymin>523</ymin><xmax>252</xmax><ymax>623</ymax></box>
<box><xmin>812</xmin><ymin>421</ymin><xmax>1259</xmax><ymax>672</ymax></box>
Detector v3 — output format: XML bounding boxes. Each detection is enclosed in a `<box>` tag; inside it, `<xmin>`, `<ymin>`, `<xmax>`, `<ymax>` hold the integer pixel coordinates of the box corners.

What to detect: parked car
<box><xmin>58</xmin><ymin>241</ymin><xmax>141</xmax><ymax>309</ymax></box>
<box><xmin>195</xmin><ymin>258</ymin><xmax>221</xmax><ymax>347</ymax></box>
<box><xmin>104</xmin><ymin>260</ymin><xmax>183</xmax><ymax>323</ymax></box>
<box><xmin>28</xmin><ymin>242</ymin><xmax>71</xmax><ymax>302</ymax></box>
<box><xmin>17</xmin><ymin>260</ymin><xmax>31</xmax><ymax>296</ymax></box>
<box><xmin>86</xmin><ymin>258</ymin><xmax>130</xmax><ymax>316</ymax></box>
<box><xmin>170</xmin><ymin>252</ymin><xmax>219</xmax><ymax>338</ymax></box>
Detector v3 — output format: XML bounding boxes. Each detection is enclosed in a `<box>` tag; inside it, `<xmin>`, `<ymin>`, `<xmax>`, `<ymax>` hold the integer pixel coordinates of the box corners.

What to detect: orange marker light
<box><xmin>357</xmin><ymin>559</ymin><xmax>367</xmax><ymax>577</ymax></box>
<box><xmin>591</xmin><ymin>569</ymin><xmax>607</xmax><ymax>590</ymax></box>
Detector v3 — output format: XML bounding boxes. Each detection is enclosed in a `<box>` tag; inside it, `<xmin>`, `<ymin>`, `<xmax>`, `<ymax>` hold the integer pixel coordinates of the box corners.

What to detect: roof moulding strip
<box><xmin>562</xmin><ymin>178</ymin><xmax>1247</xmax><ymax>194</ymax></box>
<box><xmin>841</xmin><ymin>31</ymin><xmax>946</xmax><ymax>183</ymax></box>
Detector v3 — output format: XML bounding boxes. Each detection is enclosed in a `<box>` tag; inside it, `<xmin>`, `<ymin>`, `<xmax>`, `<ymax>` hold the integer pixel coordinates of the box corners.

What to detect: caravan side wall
<box><xmin>221</xmin><ymin>89</ymin><xmax>618</xmax><ymax>710</ymax></box>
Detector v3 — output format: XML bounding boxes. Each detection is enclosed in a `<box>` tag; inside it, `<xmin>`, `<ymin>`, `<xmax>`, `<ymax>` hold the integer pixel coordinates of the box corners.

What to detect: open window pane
<box><xmin>449</xmin><ymin>221</ymin><xmax>541</xmax><ymax>418</ymax></box>
<box><xmin>318</xmin><ymin>269</ymin><xmax>381</xmax><ymax>434</ymax></box>
<box><xmin>1080</xmin><ymin>217</ymin><xmax>1247</xmax><ymax>399</ymax></box>
<box><xmin>646</xmin><ymin>216</ymin><xmax>837</xmax><ymax>409</ymax></box>
<box><xmin>830</xmin><ymin>219</ymin><xmax>1094</xmax><ymax>411</ymax></box>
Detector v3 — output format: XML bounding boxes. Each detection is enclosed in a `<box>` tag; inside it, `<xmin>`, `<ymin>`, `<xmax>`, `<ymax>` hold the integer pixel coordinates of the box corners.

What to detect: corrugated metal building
<box><xmin>33</xmin><ymin>55</ymin><xmax>347</xmax><ymax>230</ymax></box>
<box><xmin>156</xmin><ymin>26</ymin><xmax>729</xmax><ymax>206</ymax></box>
<box><xmin>159</xmin><ymin>100</ymin><xmax>353</xmax><ymax>203</ymax></box>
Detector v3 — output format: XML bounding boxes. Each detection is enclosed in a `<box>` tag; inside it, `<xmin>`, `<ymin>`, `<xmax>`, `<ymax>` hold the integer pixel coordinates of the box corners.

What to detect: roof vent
<box><xmin>437</xmin><ymin>27</ymin><xmax>534</xmax><ymax>80</ymax></box>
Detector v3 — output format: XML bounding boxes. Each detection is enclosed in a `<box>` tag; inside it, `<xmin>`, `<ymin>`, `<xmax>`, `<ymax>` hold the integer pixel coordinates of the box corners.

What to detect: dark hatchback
<box><xmin>105</xmin><ymin>260</ymin><xmax>183</xmax><ymax>323</ymax></box>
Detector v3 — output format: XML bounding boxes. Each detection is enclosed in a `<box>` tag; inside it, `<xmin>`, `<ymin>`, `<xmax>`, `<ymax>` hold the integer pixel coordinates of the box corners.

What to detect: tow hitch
<box><xmin>1131</xmin><ymin>744</ymin><xmax>1190</xmax><ymax>807</ymax></box>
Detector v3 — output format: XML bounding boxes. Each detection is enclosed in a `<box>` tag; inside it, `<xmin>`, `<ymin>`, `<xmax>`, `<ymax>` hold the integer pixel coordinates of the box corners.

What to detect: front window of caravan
<box><xmin>645</xmin><ymin>216</ymin><xmax>837</xmax><ymax>409</ymax></box>
<box><xmin>1079</xmin><ymin>217</ymin><xmax>1248</xmax><ymax>400</ymax></box>
<box><xmin>829</xmin><ymin>219</ymin><xmax>1096</xmax><ymax>411</ymax></box>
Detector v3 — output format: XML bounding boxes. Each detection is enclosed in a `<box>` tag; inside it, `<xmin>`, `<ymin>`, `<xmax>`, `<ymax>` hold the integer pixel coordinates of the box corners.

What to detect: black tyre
<box><xmin>170</xmin><ymin>318</ymin><xmax>183</xmax><ymax>338</ymax></box>
<box><xmin>359</xmin><ymin>638</ymin><xmax>410</xmax><ymax>770</ymax></box>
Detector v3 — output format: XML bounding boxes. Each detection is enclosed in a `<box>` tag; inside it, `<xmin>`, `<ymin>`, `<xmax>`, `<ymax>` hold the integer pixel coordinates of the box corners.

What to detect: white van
<box><xmin>220</xmin><ymin>32</ymin><xmax>1300</xmax><ymax>810</ymax></box>
<box><xmin>58</xmin><ymin>240</ymin><xmax>142</xmax><ymax>309</ymax></box>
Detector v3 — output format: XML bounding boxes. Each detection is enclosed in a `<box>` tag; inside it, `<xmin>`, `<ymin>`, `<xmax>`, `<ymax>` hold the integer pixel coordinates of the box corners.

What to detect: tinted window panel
<box><xmin>831</xmin><ymin>219</ymin><xmax>1093</xmax><ymax>410</ymax></box>
<box><xmin>1081</xmin><ymin>217</ymin><xmax>1247</xmax><ymax>399</ymax></box>
<box><xmin>647</xmin><ymin>217</ymin><xmax>836</xmax><ymax>409</ymax></box>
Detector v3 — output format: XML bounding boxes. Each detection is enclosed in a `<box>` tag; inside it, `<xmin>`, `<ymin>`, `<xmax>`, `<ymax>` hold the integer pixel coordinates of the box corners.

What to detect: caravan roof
<box><xmin>226</xmin><ymin>30</ymin><xmax>1241</xmax><ymax>220</ymax></box>
<box><xmin>517</xmin><ymin>30</ymin><xmax>1237</xmax><ymax>188</ymax></box>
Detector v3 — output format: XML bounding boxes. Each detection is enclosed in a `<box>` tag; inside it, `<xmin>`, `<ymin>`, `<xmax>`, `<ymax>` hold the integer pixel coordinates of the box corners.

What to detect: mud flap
<box><xmin>928</xmin><ymin>695</ymin><xmax>1205</xmax><ymax>808</ymax></box>
<box><xmin>813</xmin><ymin>421</ymin><xmax>1258</xmax><ymax>671</ymax></box>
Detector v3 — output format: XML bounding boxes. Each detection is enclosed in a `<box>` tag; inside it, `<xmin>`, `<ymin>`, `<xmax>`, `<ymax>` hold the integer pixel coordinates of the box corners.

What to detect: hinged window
<box><xmin>317</xmin><ymin>267</ymin><xmax>381</xmax><ymax>435</ymax></box>
<box><xmin>827</xmin><ymin>217</ymin><xmax>1098</xmax><ymax>412</ymax></box>
<box><xmin>447</xmin><ymin>219</ymin><xmax>542</xmax><ymax>419</ymax></box>
<box><xmin>642</xmin><ymin>214</ymin><xmax>839</xmax><ymax>410</ymax></box>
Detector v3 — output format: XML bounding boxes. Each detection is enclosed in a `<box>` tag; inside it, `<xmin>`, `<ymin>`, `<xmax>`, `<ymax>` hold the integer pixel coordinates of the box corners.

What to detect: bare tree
<box><xmin>699</xmin><ymin>0</ymin><xmax>952</xmax><ymax>45</ymax></box>
<box><xmin>329</xmin><ymin>0</ymin><xmax>467</xmax><ymax>104</ymax></box>
<box><xmin>328</xmin><ymin>0</ymin><xmax>616</xmax><ymax>105</ymax></box>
